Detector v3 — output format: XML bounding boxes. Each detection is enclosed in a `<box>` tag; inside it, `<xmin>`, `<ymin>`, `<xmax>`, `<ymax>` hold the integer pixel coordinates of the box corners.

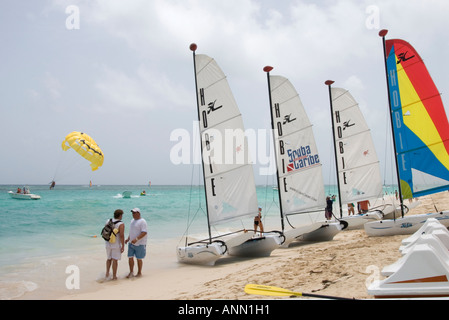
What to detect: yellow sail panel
<box><xmin>396</xmin><ymin>57</ymin><xmax>449</xmax><ymax>171</ymax></box>
<box><xmin>61</xmin><ymin>131</ymin><xmax>104</xmax><ymax>171</ymax></box>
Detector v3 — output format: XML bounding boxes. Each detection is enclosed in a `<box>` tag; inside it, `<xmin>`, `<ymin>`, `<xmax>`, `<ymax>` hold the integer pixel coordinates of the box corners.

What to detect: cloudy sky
<box><xmin>1</xmin><ymin>0</ymin><xmax>448</xmax><ymax>186</ymax></box>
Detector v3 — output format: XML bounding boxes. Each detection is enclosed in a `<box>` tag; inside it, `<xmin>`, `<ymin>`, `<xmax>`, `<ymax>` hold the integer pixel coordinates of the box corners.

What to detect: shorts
<box><xmin>128</xmin><ymin>243</ymin><xmax>146</xmax><ymax>259</ymax></box>
<box><xmin>106</xmin><ymin>246</ymin><xmax>122</xmax><ymax>260</ymax></box>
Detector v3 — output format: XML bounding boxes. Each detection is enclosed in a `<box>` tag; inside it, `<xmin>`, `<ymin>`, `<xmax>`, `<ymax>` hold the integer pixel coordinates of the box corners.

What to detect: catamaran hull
<box><xmin>382</xmin><ymin>200</ymin><xmax>421</xmax><ymax>220</ymax></box>
<box><xmin>340</xmin><ymin>212</ymin><xmax>383</xmax><ymax>230</ymax></box>
<box><xmin>301</xmin><ymin>221</ymin><xmax>345</xmax><ymax>242</ymax></box>
<box><xmin>401</xmin><ymin>218</ymin><xmax>448</xmax><ymax>248</ymax></box>
<box><xmin>368</xmin><ymin>241</ymin><xmax>449</xmax><ymax>298</ymax></box>
<box><xmin>364</xmin><ymin>211</ymin><xmax>449</xmax><ymax>237</ymax></box>
<box><xmin>8</xmin><ymin>191</ymin><xmax>40</xmax><ymax>200</ymax></box>
<box><xmin>281</xmin><ymin>222</ymin><xmax>323</xmax><ymax>248</ymax></box>
<box><xmin>177</xmin><ymin>241</ymin><xmax>227</xmax><ymax>266</ymax></box>
<box><xmin>227</xmin><ymin>234</ymin><xmax>283</xmax><ymax>258</ymax></box>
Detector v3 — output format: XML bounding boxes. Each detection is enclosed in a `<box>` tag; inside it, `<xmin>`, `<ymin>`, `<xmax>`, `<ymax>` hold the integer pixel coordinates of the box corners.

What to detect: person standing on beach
<box><xmin>254</xmin><ymin>207</ymin><xmax>264</xmax><ymax>235</ymax></box>
<box><xmin>359</xmin><ymin>200</ymin><xmax>370</xmax><ymax>214</ymax></box>
<box><xmin>325</xmin><ymin>196</ymin><xmax>333</xmax><ymax>220</ymax></box>
<box><xmin>348</xmin><ymin>203</ymin><xmax>355</xmax><ymax>215</ymax></box>
<box><xmin>105</xmin><ymin>209</ymin><xmax>125</xmax><ymax>280</ymax></box>
<box><xmin>126</xmin><ymin>208</ymin><xmax>148</xmax><ymax>278</ymax></box>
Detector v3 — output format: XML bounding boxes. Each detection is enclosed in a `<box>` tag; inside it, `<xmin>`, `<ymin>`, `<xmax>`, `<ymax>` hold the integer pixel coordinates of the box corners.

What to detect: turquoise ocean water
<box><xmin>0</xmin><ymin>184</ymin><xmax>397</xmax><ymax>300</ymax></box>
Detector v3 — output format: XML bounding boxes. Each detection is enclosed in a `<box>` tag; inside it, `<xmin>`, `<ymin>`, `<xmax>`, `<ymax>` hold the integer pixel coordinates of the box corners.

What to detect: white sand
<box><xmin>48</xmin><ymin>192</ymin><xmax>449</xmax><ymax>300</ymax></box>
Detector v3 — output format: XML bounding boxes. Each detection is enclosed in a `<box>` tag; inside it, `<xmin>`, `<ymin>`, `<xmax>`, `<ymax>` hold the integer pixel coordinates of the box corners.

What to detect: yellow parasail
<box><xmin>61</xmin><ymin>131</ymin><xmax>104</xmax><ymax>171</ymax></box>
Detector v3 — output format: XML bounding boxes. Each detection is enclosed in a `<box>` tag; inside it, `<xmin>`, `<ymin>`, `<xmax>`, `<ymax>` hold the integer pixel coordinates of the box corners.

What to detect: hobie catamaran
<box><xmin>364</xmin><ymin>30</ymin><xmax>449</xmax><ymax>236</ymax></box>
<box><xmin>324</xmin><ymin>81</ymin><xmax>385</xmax><ymax>230</ymax></box>
<box><xmin>262</xmin><ymin>67</ymin><xmax>346</xmax><ymax>247</ymax></box>
<box><xmin>177</xmin><ymin>44</ymin><xmax>282</xmax><ymax>265</ymax></box>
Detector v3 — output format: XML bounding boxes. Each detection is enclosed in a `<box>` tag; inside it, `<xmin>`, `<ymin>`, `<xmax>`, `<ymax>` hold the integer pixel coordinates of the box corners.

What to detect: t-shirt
<box><xmin>129</xmin><ymin>218</ymin><xmax>148</xmax><ymax>246</ymax></box>
<box><xmin>105</xmin><ymin>218</ymin><xmax>124</xmax><ymax>249</ymax></box>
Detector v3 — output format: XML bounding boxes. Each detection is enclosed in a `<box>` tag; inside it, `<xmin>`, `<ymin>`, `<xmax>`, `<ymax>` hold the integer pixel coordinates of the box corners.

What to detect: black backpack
<box><xmin>101</xmin><ymin>219</ymin><xmax>121</xmax><ymax>241</ymax></box>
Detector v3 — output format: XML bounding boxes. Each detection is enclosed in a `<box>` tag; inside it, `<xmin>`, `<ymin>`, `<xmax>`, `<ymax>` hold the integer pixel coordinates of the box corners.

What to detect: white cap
<box><xmin>131</xmin><ymin>208</ymin><xmax>140</xmax><ymax>213</ymax></box>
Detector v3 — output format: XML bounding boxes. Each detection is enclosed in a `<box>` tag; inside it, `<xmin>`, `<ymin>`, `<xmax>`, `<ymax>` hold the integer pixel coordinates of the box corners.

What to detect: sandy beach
<box><xmin>55</xmin><ymin>192</ymin><xmax>449</xmax><ymax>301</ymax></box>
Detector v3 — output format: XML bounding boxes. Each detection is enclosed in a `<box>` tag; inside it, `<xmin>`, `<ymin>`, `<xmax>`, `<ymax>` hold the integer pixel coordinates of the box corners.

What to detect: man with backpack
<box><xmin>103</xmin><ymin>209</ymin><xmax>125</xmax><ymax>280</ymax></box>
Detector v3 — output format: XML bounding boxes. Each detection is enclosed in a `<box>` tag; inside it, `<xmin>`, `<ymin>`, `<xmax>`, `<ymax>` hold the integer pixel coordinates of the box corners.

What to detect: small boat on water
<box><xmin>8</xmin><ymin>187</ymin><xmax>41</xmax><ymax>200</ymax></box>
<box><xmin>122</xmin><ymin>191</ymin><xmax>132</xmax><ymax>198</ymax></box>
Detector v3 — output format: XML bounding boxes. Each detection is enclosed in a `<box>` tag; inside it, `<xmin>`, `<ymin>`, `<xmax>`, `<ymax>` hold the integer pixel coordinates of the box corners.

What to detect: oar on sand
<box><xmin>244</xmin><ymin>284</ymin><xmax>356</xmax><ymax>300</ymax></box>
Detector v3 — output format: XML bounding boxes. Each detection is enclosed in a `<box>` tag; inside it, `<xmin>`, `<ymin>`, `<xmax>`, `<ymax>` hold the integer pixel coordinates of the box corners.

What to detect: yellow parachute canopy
<box><xmin>61</xmin><ymin>132</ymin><xmax>104</xmax><ymax>171</ymax></box>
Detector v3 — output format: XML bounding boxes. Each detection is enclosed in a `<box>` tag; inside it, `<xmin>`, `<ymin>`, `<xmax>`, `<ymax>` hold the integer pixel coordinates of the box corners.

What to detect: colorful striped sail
<box><xmin>386</xmin><ymin>39</ymin><xmax>449</xmax><ymax>198</ymax></box>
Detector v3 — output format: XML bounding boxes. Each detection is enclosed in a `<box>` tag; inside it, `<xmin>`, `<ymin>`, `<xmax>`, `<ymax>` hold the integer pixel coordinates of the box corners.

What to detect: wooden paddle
<box><xmin>244</xmin><ymin>284</ymin><xmax>355</xmax><ymax>300</ymax></box>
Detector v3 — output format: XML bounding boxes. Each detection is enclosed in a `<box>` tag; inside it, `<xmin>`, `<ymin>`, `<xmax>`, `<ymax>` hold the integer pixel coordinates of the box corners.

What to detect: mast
<box><xmin>190</xmin><ymin>43</ymin><xmax>213</xmax><ymax>243</ymax></box>
<box><xmin>325</xmin><ymin>80</ymin><xmax>343</xmax><ymax>218</ymax></box>
<box><xmin>264</xmin><ymin>66</ymin><xmax>285</xmax><ymax>232</ymax></box>
<box><xmin>379</xmin><ymin>29</ymin><xmax>405</xmax><ymax>219</ymax></box>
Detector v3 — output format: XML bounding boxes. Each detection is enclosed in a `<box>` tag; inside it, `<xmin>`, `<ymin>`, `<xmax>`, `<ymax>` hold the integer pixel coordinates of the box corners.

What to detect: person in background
<box><xmin>348</xmin><ymin>203</ymin><xmax>355</xmax><ymax>215</ymax></box>
<box><xmin>254</xmin><ymin>207</ymin><xmax>264</xmax><ymax>235</ymax></box>
<box><xmin>359</xmin><ymin>200</ymin><xmax>370</xmax><ymax>214</ymax></box>
<box><xmin>126</xmin><ymin>208</ymin><xmax>148</xmax><ymax>278</ymax></box>
<box><xmin>325</xmin><ymin>196</ymin><xmax>333</xmax><ymax>220</ymax></box>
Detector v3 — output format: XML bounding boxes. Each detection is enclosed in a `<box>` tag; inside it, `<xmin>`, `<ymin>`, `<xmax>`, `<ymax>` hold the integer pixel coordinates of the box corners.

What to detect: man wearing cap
<box><xmin>125</xmin><ymin>208</ymin><xmax>148</xmax><ymax>278</ymax></box>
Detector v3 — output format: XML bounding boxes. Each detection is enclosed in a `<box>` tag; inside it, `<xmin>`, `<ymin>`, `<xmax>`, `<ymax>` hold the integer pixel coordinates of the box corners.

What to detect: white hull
<box><xmin>382</xmin><ymin>199</ymin><xmax>421</xmax><ymax>220</ymax></box>
<box><xmin>8</xmin><ymin>191</ymin><xmax>40</xmax><ymax>200</ymax></box>
<box><xmin>364</xmin><ymin>211</ymin><xmax>449</xmax><ymax>237</ymax></box>
<box><xmin>221</xmin><ymin>232</ymin><xmax>254</xmax><ymax>248</ymax></box>
<box><xmin>176</xmin><ymin>232</ymin><xmax>254</xmax><ymax>266</ymax></box>
<box><xmin>340</xmin><ymin>212</ymin><xmax>383</xmax><ymax>230</ymax></box>
<box><xmin>368</xmin><ymin>243</ymin><xmax>449</xmax><ymax>298</ymax></box>
<box><xmin>401</xmin><ymin>218</ymin><xmax>449</xmax><ymax>248</ymax></box>
<box><xmin>384</xmin><ymin>232</ymin><xmax>449</xmax><ymax>277</ymax></box>
<box><xmin>301</xmin><ymin>221</ymin><xmax>345</xmax><ymax>242</ymax></box>
<box><xmin>227</xmin><ymin>233</ymin><xmax>283</xmax><ymax>258</ymax></box>
<box><xmin>177</xmin><ymin>241</ymin><xmax>227</xmax><ymax>266</ymax></box>
<box><xmin>281</xmin><ymin>222</ymin><xmax>323</xmax><ymax>248</ymax></box>
<box><xmin>368</xmin><ymin>219</ymin><xmax>449</xmax><ymax>298</ymax></box>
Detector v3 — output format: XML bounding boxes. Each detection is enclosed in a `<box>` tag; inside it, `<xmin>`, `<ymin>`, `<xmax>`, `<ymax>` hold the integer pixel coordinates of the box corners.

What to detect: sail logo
<box><xmin>343</xmin><ymin>120</ymin><xmax>355</xmax><ymax>130</ymax></box>
<box><xmin>199</xmin><ymin>88</ymin><xmax>223</xmax><ymax>128</ymax></box>
<box><xmin>283</xmin><ymin>113</ymin><xmax>296</xmax><ymax>125</ymax></box>
<box><xmin>397</xmin><ymin>51</ymin><xmax>415</xmax><ymax>64</ymax></box>
<box><xmin>206</xmin><ymin>99</ymin><xmax>222</xmax><ymax>114</ymax></box>
<box><xmin>286</xmin><ymin>145</ymin><xmax>320</xmax><ymax>172</ymax></box>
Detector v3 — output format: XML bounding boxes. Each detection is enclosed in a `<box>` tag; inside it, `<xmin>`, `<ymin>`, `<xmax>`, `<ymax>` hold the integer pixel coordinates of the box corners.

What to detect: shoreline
<box><xmin>15</xmin><ymin>192</ymin><xmax>449</xmax><ymax>300</ymax></box>
<box><xmin>55</xmin><ymin>229</ymin><xmax>406</xmax><ymax>300</ymax></box>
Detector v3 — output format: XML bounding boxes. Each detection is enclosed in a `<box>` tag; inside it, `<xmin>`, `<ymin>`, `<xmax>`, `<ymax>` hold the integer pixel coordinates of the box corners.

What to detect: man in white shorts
<box><xmin>105</xmin><ymin>209</ymin><xmax>125</xmax><ymax>280</ymax></box>
<box><xmin>126</xmin><ymin>208</ymin><xmax>148</xmax><ymax>278</ymax></box>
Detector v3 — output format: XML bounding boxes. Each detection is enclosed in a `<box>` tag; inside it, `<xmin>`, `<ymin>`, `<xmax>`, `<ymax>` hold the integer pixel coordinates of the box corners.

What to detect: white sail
<box><xmin>195</xmin><ymin>54</ymin><xmax>258</xmax><ymax>225</ymax></box>
<box><xmin>269</xmin><ymin>75</ymin><xmax>326</xmax><ymax>215</ymax></box>
<box><xmin>330</xmin><ymin>87</ymin><xmax>382</xmax><ymax>204</ymax></box>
